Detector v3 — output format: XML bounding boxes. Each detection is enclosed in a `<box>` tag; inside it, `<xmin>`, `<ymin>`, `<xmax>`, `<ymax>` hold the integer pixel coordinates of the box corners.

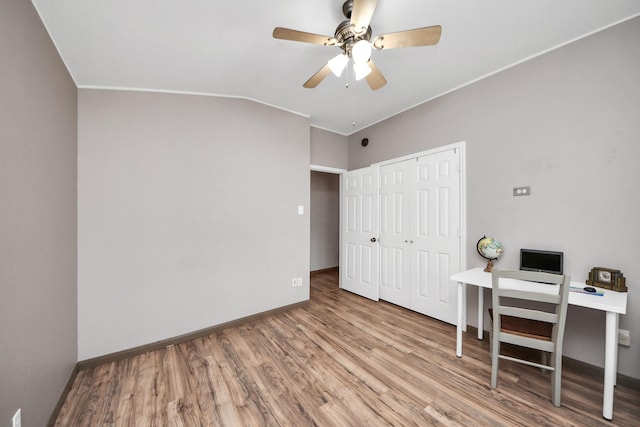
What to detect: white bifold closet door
<box><xmin>379</xmin><ymin>148</ymin><xmax>461</xmax><ymax>324</ymax></box>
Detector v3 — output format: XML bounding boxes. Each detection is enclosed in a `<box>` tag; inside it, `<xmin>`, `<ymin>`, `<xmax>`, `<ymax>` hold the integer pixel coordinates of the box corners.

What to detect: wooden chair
<box><xmin>490</xmin><ymin>269</ymin><xmax>571</xmax><ymax>407</ymax></box>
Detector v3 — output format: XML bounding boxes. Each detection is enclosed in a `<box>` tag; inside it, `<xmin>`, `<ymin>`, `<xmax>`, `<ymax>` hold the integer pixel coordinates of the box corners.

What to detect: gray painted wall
<box><xmin>348</xmin><ymin>17</ymin><xmax>640</xmax><ymax>379</ymax></box>
<box><xmin>310</xmin><ymin>171</ymin><xmax>340</xmax><ymax>271</ymax></box>
<box><xmin>0</xmin><ymin>0</ymin><xmax>78</xmax><ymax>425</ymax></box>
<box><xmin>310</xmin><ymin>126</ymin><xmax>349</xmax><ymax>170</ymax></box>
<box><xmin>78</xmin><ymin>89</ymin><xmax>310</xmax><ymax>360</ymax></box>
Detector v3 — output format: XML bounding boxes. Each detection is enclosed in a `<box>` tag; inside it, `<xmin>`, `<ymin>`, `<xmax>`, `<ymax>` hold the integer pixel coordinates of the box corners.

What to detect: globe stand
<box><xmin>484</xmin><ymin>259</ymin><xmax>495</xmax><ymax>273</ymax></box>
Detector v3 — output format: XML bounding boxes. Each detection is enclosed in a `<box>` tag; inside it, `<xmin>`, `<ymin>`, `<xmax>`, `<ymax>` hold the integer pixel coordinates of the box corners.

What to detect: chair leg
<box><xmin>540</xmin><ymin>351</ymin><xmax>550</xmax><ymax>374</ymax></box>
<box><xmin>491</xmin><ymin>334</ymin><xmax>499</xmax><ymax>389</ymax></box>
<box><xmin>488</xmin><ymin>329</ymin><xmax>493</xmax><ymax>359</ymax></box>
<box><xmin>550</xmin><ymin>351</ymin><xmax>562</xmax><ymax>407</ymax></box>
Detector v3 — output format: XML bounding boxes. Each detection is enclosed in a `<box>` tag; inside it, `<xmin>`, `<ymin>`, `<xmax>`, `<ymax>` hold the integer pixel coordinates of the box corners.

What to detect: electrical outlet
<box><xmin>513</xmin><ymin>186</ymin><xmax>531</xmax><ymax>196</ymax></box>
<box><xmin>12</xmin><ymin>408</ymin><xmax>21</xmax><ymax>427</ymax></box>
<box><xmin>618</xmin><ymin>329</ymin><xmax>631</xmax><ymax>347</ymax></box>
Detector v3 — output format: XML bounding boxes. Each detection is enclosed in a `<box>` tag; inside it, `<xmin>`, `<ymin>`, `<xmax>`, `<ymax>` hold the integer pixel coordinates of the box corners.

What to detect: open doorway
<box><xmin>310</xmin><ymin>170</ymin><xmax>340</xmax><ymax>272</ymax></box>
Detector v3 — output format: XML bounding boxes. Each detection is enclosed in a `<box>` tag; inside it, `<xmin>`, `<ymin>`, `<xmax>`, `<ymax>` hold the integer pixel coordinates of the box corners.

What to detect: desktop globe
<box><xmin>477</xmin><ymin>236</ymin><xmax>503</xmax><ymax>272</ymax></box>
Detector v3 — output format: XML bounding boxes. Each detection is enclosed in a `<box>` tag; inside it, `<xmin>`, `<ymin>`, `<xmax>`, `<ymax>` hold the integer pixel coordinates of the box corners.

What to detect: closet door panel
<box><xmin>379</xmin><ymin>161</ymin><xmax>411</xmax><ymax>307</ymax></box>
<box><xmin>411</xmin><ymin>149</ymin><xmax>460</xmax><ymax>324</ymax></box>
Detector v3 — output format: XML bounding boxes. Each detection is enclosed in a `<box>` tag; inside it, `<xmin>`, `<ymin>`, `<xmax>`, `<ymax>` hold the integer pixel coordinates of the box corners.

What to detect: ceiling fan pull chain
<box><xmin>351</xmin><ymin>66</ymin><xmax>357</xmax><ymax>127</ymax></box>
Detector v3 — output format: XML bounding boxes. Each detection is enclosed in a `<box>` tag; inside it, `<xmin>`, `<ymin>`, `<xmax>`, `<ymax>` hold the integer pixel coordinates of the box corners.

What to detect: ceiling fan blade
<box><xmin>372</xmin><ymin>25</ymin><xmax>442</xmax><ymax>50</ymax></box>
<box><xmin>273</xmin><ymin>27</ymin><xmax>337</xmax><ymax>46</ymax></box>
<box><xmin>365</xmin><ymin>59</ymin><xmax>386</xmax><ymax>90</ymax></box>
<box><xmin>303</xmin><ymin>63</ymin><xmax>333</xmax><ymax>88</ymax></box>
<box><xmin>350</xmin><ymin>0</ymin><xmax>378</xmax><ymax>35</ymax></box>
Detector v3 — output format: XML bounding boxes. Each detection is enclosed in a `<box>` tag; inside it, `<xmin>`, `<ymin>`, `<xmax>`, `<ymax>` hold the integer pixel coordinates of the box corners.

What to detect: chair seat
<box><xmin>489</xmin><ymin>308</ymin><xmax>552</xmax><ymax>341</ymax></box>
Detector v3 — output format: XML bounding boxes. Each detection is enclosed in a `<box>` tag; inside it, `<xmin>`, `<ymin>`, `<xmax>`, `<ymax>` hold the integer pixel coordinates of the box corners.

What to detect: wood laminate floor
<box><xmin>55</xmin><ymin>269</ymin><xmax>639</xmax><ymax>426</ymax></box>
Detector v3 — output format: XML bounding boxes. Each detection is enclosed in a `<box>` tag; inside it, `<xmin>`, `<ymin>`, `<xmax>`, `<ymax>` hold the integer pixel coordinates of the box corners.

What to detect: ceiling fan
<box><xmin>273</xmin><ymin>0</ymin><xmax>442</xmax><ymax>90</ymax></box>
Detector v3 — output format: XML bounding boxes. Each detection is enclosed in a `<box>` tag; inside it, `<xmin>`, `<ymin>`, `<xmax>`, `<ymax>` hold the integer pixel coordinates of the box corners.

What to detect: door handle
<box><xmin>370</xmin><ymin>237</ymin><xmax>377</xmax><ymax>243</ymax></box>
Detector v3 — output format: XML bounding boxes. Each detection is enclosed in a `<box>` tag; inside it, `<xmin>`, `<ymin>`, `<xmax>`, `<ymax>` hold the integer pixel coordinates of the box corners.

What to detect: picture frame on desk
<box><xmin>586</xmin><ymin>267</ymin><xmax>627</xmax><ymax>292</ymax></box>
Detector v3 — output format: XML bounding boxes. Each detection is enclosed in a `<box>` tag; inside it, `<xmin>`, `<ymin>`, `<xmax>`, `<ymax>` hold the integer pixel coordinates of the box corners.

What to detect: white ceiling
<box><xmin>32</xmin><ymin>0</ymin><xmax>640</xmax><ymax>135</ymax></box>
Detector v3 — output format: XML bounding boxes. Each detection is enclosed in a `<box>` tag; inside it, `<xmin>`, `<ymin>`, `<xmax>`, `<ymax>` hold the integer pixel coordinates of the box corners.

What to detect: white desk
<box><xmin>451</xmin><ymin>267</ymin><xmax>628</xmax><ymax>421</ymax></box>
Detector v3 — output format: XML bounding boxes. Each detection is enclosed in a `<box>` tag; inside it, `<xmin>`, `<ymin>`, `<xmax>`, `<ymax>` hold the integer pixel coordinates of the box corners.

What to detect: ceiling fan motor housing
<box><xmin>334</xmin><ymin>19</ymin><xmax>372</xmax><ymax>56</ymax></box>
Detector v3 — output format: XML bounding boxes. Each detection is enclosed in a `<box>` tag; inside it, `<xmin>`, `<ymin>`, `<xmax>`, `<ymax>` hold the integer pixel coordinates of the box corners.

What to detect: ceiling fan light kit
<box><xmin>352</xmin><ymin>39</ymin><xmax>372</xmax><ymax>63</ymax></box>
<box><xmin>273</xmin><ymin>0</ymin><xmax>441</xmax><ymax>90</ymax></box>
<box><xmin>328</xmin><ymin>53</ymin><xmax>349</xmax><ymax>77</ymax></box>
<box><xmin>354</xmin><ymin>61</ymin><xmax>372</xmax><ymax>81</ymax></box>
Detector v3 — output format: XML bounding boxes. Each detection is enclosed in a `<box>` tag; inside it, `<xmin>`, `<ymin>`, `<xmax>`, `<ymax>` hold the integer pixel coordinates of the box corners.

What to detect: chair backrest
<box><xmin>491</xmin><ymin>269</ymin><xmax>570</xmax><ymax>353</ymax></box>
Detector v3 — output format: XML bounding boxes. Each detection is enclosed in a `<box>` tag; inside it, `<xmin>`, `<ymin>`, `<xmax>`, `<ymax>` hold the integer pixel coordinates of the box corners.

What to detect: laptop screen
<box><xmin>520</xmin><ymin>249</ymin><xmax>563</xmax><ymax>275</ymax></box>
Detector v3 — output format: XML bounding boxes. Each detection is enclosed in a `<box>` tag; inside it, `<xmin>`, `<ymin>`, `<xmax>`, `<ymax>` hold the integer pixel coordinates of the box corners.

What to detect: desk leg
<box><xmin>603</xmin><ymin>311</ymin><xmax>619</xmax><ymax>420</ymax></box>
<box><xmin>456</xmin><ymin>282</ymin><xmax>464</xmax><ymax>357</ymax></box>
<box><xmin>462</xmin><ymin>284</ymin><xmax>467</xmax><ymax>332</ymax></box>
<box><xmin>477</xmin><ymin>287</ymin><xmax>484</xmax><ymax>340</ymax></box>
<box><xmin>614</xmin><ymin>314</ymin><xmax>619</xmax><ymax>387</ymax></box>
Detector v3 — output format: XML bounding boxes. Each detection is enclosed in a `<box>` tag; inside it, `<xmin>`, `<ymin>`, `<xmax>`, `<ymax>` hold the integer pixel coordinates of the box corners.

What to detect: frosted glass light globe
<box><xmin>328</xmin><ymin>53</ymin><xmax>349</xmax><ymax>77</ymax></box>
<box><xmin>352</xmin><ymin>40</ymin><xmax>372</xmax><ymax>64</ymax></box>
<box><xmin>354</xmin><ymin>61</ymin><xmax>372</xmax><ymax>81</ymax></box>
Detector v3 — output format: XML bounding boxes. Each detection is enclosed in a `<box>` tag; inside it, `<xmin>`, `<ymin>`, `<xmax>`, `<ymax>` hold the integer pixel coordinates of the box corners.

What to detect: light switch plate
<box><xmin>298</xmin><ymin>205</ymin><xmax>304</xmax><ymax>215</ymax></box>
